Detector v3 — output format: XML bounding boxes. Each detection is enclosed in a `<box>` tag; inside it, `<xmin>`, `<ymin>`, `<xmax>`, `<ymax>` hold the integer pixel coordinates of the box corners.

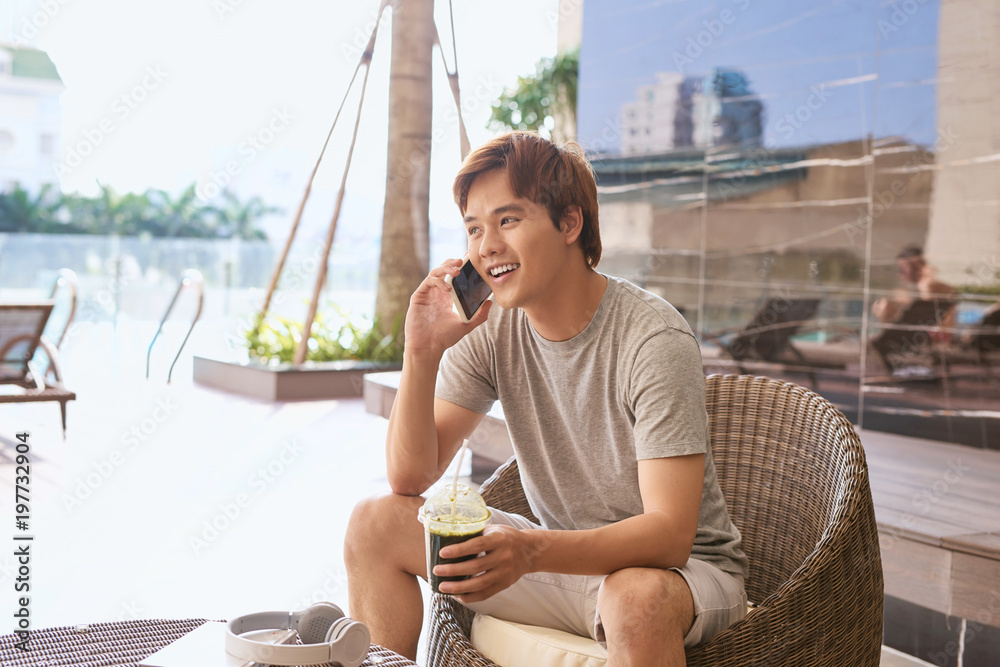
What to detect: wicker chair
<box><xmin>426</xmin><ymin>374</ymin><xmax>883</xmax><ymax>666</ymax></box>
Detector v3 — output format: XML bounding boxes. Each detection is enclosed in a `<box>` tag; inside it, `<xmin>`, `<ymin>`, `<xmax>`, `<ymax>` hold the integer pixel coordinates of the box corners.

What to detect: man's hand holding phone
<box><xmin>445</xmin><ymin>254</ymin><xmax>493</xmax><ymax>323</ymax></box>
<box><xmin>405</xmin><ymin>256</ymin><xmax>492</xmax><ymax>357</ymax></box>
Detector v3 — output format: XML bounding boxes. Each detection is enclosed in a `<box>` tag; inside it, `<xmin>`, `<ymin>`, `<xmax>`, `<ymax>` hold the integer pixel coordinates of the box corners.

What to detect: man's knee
<box><xmin>344</xmin><ymin>493</ymin><xmax>423</xmax><ymax>562</ymax></box>
<box><xmin>600</xmin><ymin>568</ymin><xmax>693</xmax><ymax>637</ymax></box>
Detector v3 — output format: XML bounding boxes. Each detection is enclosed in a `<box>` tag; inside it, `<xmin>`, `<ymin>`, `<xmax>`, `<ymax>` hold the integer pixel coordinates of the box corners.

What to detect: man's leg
<box><xmin>344</xmin><ymin>493</ymin><xmax>427</xmax><ymax>660</ymax></box>
<box><xmin>598</xmin><ymin>567</ymin><xmax>694</xmax><ymax>667</ymax></box>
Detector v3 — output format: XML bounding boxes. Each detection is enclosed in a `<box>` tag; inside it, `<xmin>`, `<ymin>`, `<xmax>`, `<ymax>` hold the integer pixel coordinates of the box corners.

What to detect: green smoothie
<box><xmin>419</xmin><ymin>484</ymin><xmax>491</xmax><ymax>594</ymax></box>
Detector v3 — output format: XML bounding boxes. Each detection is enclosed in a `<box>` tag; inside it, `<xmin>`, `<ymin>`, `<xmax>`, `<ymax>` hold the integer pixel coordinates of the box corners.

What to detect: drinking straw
<box><xmin>451</xmin><ymin>439</ymin><xmax>469</xmax><ymax>498</ymax></box>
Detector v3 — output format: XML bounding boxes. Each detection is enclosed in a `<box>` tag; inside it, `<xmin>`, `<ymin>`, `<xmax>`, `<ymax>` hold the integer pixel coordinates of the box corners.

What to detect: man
<box><xmin>345</xmin><ymin>132</ymin><xmax>748</xmax><ymax>666</ymax></box>
<box><xmin>872</xmin><ymin>245</ymin><xmax>956</xmax><ymax>341</ymax></box>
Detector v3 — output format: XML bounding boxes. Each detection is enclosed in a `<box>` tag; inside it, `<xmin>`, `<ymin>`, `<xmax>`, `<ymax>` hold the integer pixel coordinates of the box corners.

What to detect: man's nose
<box><xmin>478</xmin><ymin>226</ymin><xmax>504</xmax><ymax>256</ymax></box>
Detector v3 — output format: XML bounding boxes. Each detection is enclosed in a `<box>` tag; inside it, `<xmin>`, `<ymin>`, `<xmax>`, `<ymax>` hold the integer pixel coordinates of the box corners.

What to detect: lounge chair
<box><xmin>0</xmin><ymin>302</ymin><xmax>76</xmax><ymax>436</ymax></box>
<box><xmin>969</xmin><ymin>303</ymin><xmax>1000</xmax><ymax>365</ymax></box>
<box><xmin>869</xmin><ymin>298</ymin><xmax>954</xmax><ymax>375</ymax></box>
<box><xmin>702</xmin><ymin>297</ymin><xmax>823</xmax><ymax>384</ymax></box>
<box><xmin>935</xmin><ymin>302</ymin><xmax>1000</xmax><ymax>379</ymax></box>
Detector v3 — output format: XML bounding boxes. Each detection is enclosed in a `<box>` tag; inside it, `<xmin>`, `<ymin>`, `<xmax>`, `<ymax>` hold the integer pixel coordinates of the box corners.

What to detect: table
<box><xmin>0</xmin><ymin>619</ymin><xmax>419</xmax><ymax>666</ymax></box>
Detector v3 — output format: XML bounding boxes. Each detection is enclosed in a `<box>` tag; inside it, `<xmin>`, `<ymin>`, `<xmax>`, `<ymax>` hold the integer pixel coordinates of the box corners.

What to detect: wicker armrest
<box><xmin>478</xmin><ymin>457</ymin><xmax>538</xmax><ymax>523</ymax></box>
<box><xmin>424</xmin><ymin>457</ymin><xmax>530</xmax><ymax>667</ymax></box>
<box><xmin>428</xmin><ymin>595</ymin><xmax>498</xmax><ymax>667</ymax></box>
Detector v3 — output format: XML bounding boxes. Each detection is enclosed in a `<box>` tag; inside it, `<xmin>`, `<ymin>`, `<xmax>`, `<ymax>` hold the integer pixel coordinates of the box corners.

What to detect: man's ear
<box><xmin>560</xmin><ymin>205</ymin><xmax>584</xmax><ymax>245</ymax></box>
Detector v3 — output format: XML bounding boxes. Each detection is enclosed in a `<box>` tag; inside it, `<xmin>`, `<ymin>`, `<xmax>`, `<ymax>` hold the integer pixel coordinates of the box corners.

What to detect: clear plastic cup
<box><xmin>418</xmin><ymin>484</ymin><xmax>491</xmax><ymax>594</ymax></box>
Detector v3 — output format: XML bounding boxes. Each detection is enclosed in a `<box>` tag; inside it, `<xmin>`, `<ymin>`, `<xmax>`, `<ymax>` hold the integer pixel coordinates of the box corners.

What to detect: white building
<box><xmin>0</xmin><ymin>44</ymin><xmax>63</xmax><ymax>194</ymax></box>
<box><xmin>620</xmin><ymin>69</ymin><xmax>765</xmax><ymax>156</ymax></box>
<box><xmin>620</xmin><ymin>72</ymin><xmax>690</xmax><ymax>155</ymax></box>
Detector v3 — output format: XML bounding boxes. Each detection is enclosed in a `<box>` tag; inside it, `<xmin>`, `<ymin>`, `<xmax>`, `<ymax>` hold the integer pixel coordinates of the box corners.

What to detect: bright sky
<box><xmin>4</xmin><ymin>0</ymin><xmax>560</xmax><ymax>245</ymax></box>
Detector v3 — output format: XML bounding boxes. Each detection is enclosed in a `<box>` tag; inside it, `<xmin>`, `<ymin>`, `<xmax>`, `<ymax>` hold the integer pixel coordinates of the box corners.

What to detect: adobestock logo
<box><xmin>672</xmin><ymin>0</ymin><xmax>753</xmax><ymax>73</ymax></box>
<box><xmin>588</xmin><ymin>117</ymin><xmax>626</xmax><ymax>156</ymax></box>
<box><xmin>189</xmin><ymin>439</ymin><xmax>306</xmax><ymax>556</ymax></box>
<box><xmin>54</xmin><ymin>65</ymin><xmax>168</xmax><ymax>177</ymax></box>
<box><xmin>195</xmin><ymin>107</ymin><xmax>295</xmax><ymax>202</ymax></box>
<box><xmin>213</xmin><ymin>0</ymin><xmax>250</xmax><ymax>21</ymax></box>
<box><xmin>545</xmin><ymin>0</ymin><xmax>584</xmax><ymax>28</ymax></box>
<box><xmin>340</xmin><ymin>7</ymin><xmax>391</xmax><ymax>61</ymax></box>
<box><xmin>843</xmin><ymin>126</ymin><xmax>960</xmax><ymax>245</ymax></box>
<box><xmin>0</xmin><ymin>555</ymin><xmax>17</xmax><ymax>589</ymax></box>
<box><xmin>10</xmin><ymin>0</ymin><xmax>73</xmax><ymax>45</ymax></box>
<box><xmin>116</xmin><ymin>600</ymin><xmax>146</xmax><ymax>622</ymax></box>
<box><xmin>878</xmin><ymin>0</ymin><xmax>934</xmax><ymax>40</ymax></box>
<box><xmin>224</xmin><ymin>239</ymin><xmax>328</xmax><ymax>352</ymax></box>
<box><xmin>966</xmin><ymin>255</ymin><xmax>1000</xmax><ymax>290</ymax></box>
<box><xmin>61</xmin><ymin>397</ymin><xmax>181</xmax><ymax>513</ymax></box>
<box><xmin>774</xmin><ymin>84</ymin><xmax>833</xmax><ymax>141</ymax></box>
<box><xmin>63</xmin><ymin>260</ymin><xmax>137</xmax><ymax>341</ymax></box>
<box><xmin>291</xmin><ymin>569</ymin><xmax>350</xmax><ymax>610</ymax></box>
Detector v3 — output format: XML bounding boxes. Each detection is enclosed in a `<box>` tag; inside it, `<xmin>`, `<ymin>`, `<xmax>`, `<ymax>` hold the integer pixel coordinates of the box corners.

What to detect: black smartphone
<box><xmin>446</xmin><ymin>255</ymin><xmax>492</xmax><ymax>322</ymax></box>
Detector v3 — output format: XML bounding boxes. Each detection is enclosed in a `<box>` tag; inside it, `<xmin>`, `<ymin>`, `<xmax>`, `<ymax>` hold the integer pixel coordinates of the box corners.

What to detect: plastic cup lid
<box><xmin>420</xmin><ymin>483</ymin><xmax>490</xmax><ymax>524</ymax></box>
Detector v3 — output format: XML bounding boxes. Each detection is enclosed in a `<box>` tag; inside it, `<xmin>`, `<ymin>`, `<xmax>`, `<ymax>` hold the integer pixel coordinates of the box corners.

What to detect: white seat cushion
<box><xmin>471</xmin><ymin>614</ymin><xmax>608</xmax><ymax>667</ymax></box>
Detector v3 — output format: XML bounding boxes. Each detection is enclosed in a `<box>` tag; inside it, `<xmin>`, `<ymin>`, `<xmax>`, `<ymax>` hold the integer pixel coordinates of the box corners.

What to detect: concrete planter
<box><xmin>192</xmin><ymin>356</ymin><xmax>402</xmax><ymax>401</ymax></box>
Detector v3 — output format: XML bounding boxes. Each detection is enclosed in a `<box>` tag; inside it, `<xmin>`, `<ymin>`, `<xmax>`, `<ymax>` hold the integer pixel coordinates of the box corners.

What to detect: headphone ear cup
<box><xmin>325</xmin><ymin>618</ymin><xmax>371</xmax><ymax>667</ymax></box>
<box><xmin>297</xmin><ymin>602</ymin><xmax>345</xmax><ymax>644</ymax></box>
<box><xmin>324</xmin><ymin>616</ymin><xmax>351</xmax><ymax>643</ymax></box>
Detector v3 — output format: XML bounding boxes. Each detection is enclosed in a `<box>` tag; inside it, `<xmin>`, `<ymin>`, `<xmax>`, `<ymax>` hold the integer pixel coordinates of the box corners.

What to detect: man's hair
<box><xmin>897</xmin><ymin>245</ymin><xmax>924</xmax><ymax>260</ymax></box>
<box><xmin>453</xmin><ymin>132</ymin><xmax>602</xmax><ymax>267</ymax></box>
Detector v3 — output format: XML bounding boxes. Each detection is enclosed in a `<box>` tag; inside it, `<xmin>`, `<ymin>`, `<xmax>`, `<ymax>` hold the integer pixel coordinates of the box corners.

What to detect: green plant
<box><xmin>244</xmin><ymin>305</ymin><xmax>403</xmax><ymax>365</ymax></box>
<box><xmin>0</xmin><ymin>183</ymin><xmax>61</xmax><ymax>232</ymax></box>
<box><xmin>0</xmin><ymin>182</ymin><xmax>276</xmax><ymax>239</ymax></box>
<box><xmin>489</xmin><ymin>49</ymin><xmax>578</xmax><ymax>137</ymax></box>
<box><xmin>957</xmin><ymin>266</ymin><xmax>1000</xmax><ymax>296</ymax></box>
<box><xmin>956</xmin><ymin>282</ymin><xmax>1000</xmax><ymax>296</ymax></box>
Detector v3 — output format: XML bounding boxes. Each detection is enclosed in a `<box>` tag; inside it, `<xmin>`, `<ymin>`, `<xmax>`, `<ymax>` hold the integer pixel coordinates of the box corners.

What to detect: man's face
<box><xmin>462</xmin><ymin>169</ymin><xmax>569</xmax><ymax>312</ymax></box>
<box><xmin>896</xmin><ymin>256</ymin><xmax>923</xmax><ymax>284</ymax></box>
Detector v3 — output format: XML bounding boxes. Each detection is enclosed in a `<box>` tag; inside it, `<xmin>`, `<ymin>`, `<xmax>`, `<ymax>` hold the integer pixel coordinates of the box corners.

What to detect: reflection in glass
<box><xmin>579</xmin><ymin>0</ymin><xmax>998</xmax><ymax>450</ymax></box>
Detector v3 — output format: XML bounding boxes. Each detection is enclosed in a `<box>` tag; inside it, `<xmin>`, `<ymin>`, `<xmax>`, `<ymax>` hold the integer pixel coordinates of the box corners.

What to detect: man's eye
<box><xmin>467</xmin><ymin>226</ymin><xmax>480</xmax><ymax>236</ymax></box>
<box><xmin>501</xmin><ymin>217</ymin><xmax>517</xmax><ymax>225</ymax></box>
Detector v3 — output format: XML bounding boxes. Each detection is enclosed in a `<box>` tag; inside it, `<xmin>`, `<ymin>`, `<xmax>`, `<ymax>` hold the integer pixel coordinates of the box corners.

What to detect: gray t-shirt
<box><xmin>436</xmin><ymin>275</ymin><xmax>748</xmax><ymax>580</ymax></box>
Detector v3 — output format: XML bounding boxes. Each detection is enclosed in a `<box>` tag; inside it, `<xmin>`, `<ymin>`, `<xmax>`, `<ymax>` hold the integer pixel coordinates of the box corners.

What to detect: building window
<box><xmin>39</xmin><ymin>134</ymin><xmax>54</xmax><ymax>156</ymax></box>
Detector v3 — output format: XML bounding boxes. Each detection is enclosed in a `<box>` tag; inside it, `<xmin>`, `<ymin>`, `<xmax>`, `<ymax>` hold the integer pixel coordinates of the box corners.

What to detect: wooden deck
<box><xmin>864</xmin><ymin>430</ymin><xmax>1000</xmax><ymax>621</ymax></box>
<box><xmin>364</xmin><ymin>371</ymin><xmax>1000</xmax><ymax>628</ymax></box>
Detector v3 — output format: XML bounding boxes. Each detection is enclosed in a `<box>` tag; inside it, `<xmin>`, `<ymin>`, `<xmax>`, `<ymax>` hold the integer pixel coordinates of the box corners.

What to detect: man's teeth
<box><xmin>490</xmin><ymin>263</ymin><xmax>520</xmax><ymax>277</ymax></box>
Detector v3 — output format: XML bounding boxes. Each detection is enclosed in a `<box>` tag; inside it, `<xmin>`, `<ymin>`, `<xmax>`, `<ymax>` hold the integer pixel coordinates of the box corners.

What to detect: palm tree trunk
<box><xmin>374</xmin><ymin>0</ymin><xmax>434</xmax><ymax>335</ymax></box>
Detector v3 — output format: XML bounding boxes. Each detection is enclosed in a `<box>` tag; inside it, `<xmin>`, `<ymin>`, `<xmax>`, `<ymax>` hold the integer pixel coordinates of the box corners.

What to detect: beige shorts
<box><xmin>460</xmin><ymin>508</ymin><xmax>747</xmax><ymax>648</ymax></box>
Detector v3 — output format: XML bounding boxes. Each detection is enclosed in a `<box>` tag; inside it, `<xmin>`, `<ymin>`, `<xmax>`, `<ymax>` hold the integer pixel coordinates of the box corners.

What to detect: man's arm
<box><xmin>917</xmin><ymin>273</ymin><xmax>957</xmax><ymax>300</ymax></box>
<box><xmin>385</xmin><ymin>259</ymin><xmax>493</xmax><ymax>496</ymax></box>
<box><xmin>436</xmin><ymin>453</ymin><xmax>704</xmax><ymax>602</ymax></box>
<box><xmin>386</xmin><ymin>378</ymin><xmax>485</xmax><ymax>495</ymax></box>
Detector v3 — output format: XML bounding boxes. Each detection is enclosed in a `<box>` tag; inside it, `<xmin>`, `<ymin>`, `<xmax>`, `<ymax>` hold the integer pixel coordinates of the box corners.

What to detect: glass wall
<box><xmin>0</xmin><ymin>232</ymin><xmax>388</xmax><ymax>376</ymax></box>
<box><xmin>578</xmin><ymin>0</ymin><xmax>999</xmax><ymax>452</ymax></box>
<box><xmin>0</xmin><ymin>229</ymin><xmax>462</xmax><ymax>377</ymax></box>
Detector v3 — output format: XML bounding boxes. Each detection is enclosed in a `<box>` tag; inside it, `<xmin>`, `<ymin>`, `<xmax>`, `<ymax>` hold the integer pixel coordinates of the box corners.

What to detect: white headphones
<box><xmin>225</xmin><ymin>602</ymin><xmax>370</xmax><ymax>667</ymax></box>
